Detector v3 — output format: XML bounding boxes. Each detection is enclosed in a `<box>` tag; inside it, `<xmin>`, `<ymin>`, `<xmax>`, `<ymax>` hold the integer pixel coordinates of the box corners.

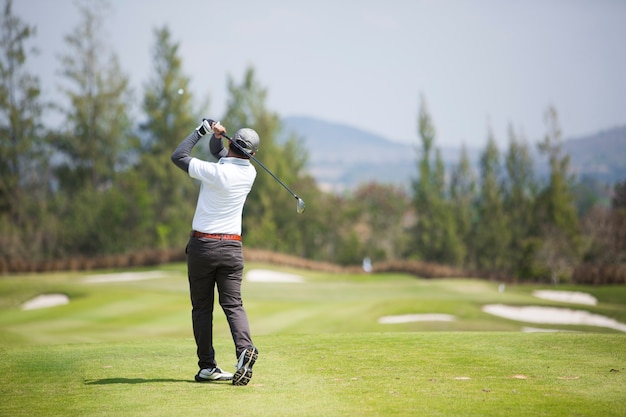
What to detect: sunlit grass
<box><xmin>2</xmin><ymin>263</ymin><xmax>626</xmax><ymax>347</ymax></box>
<box><xmin>1</xmin><ymin>263</ymin><xmax>625</xmax><ymax>415</ymax></box>
<box><xmin>1</xmin><ymin>333</ymin><xmax>624</xmax><ymax>417</ymax></box>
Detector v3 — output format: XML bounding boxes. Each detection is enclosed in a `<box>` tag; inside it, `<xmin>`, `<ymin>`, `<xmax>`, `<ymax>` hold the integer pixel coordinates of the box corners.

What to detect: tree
<box><xmin>410</xmin><ymin>96</ymin><xmax>437</xmax><ymax>260</ymax></box>
<box><xmin>351</xmin><ymin>182</ymin><xmax>410</xmax><ymax>261</ymax></box>
<box><xmin>434</xmin><ymin>147</ymin><xmax>465</xmax><ymax>265</ymax></box>
<box><xmin>52</xmin><ymin>0</ymin><xmax>136</xmax><ymax>256</ymax></box>
<box><xmin>534</xmin><ymin>106</ymin><xmax>580</xmax><ymax>283</ymax></box>
<box><xmin>409</xmin><ymin>96</ymin><xmax>461</xmax><ymax>264</ymax></box>
<box><xmin>612</xmin><ymin>181</ymin><xmax>626</xmax><ymax>212</ymax></box>
<box><xmin>609</xmin><ymin>181</ymin><xmax>626</xmax><ymax>265</ymax></box>
<box><xmin>138</xmin><ymin>25</ymin><xmax>199</xmax><ymax>249</ymax></box>
<box><xmin>472</xmin><ymin>129</ymin><xmax>510</xmax><ymax>274</ymax></box>
<box><xmin>0</xmin><ymin>0</ymin><xmax>48</xmax><ymax>258</ymax></box>
<box><xmin>503</xmin><ymin>125</ymin><xmax>536</xmax><ymax>277</ymax></box>
<box><xmin>54</xmin><ymin>0</ymin><xmax>134</xmax><ymax>194</ymax></box>
<box><xmin>581</xmin><ymin>181</ymin><xmax>626</xmax><ymax>267</ymax></box>
<box><xmin>449</xmin><ymin>145</ymin><xmax>477</xmax><ymax>267</ymax></box>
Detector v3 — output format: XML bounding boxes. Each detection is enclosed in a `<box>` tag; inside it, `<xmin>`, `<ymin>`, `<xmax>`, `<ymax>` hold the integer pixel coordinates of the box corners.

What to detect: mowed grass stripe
<box><xmin>1</xmin><ymin>264</ymin><xmax>626</xmax><ymax>416</ymax></box>
<box><xmin>2</xmin><ymin>264</ymin><xmax>626</xmax><ymax>347</ymax></box>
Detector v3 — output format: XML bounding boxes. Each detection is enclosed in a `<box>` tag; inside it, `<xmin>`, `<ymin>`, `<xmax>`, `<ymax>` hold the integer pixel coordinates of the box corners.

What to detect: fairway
<box><xmin>1</xmin><ymin>263</ymin><xmax>625</xmax><ymax>416</ymax></box>
<box><xmin>1</xmin><ymin>333</ymin><xmax>624</xmax><ymax>417</ymax></box>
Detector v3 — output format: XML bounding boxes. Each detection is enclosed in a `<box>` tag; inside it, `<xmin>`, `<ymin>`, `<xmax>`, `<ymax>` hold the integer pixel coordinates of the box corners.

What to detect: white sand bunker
<box><xmin>483</xmin><ymin>304</ymin><xmax>626</xmax><ymax>333</ymax></box>
<box><xmin>522</xmin><ymin>327</ymin><xmax>574</xmax><ymax>333</ymax></box>
<box><xmin>533</xmin><ymin>290</ymin><xmax>597</xmax><ymax>305</ymax></box>
<box><xmin>22</xmin><ymin>294</ymin><xmax>69</xmax><ymax>310</ymax></box>
<box><xmin>84</xmin><ymin>271</ymin><xmax>170</xmax><ymax>283</ymax></box>
<box><xmin>245</xmin><ymin>269</ymin><xmax>304</xmax><ymax>283</ymax></box>
<box><xmin>378</xmin><ymin>314</ymin><xmax>456</xmax><ymax>324</ymax></box>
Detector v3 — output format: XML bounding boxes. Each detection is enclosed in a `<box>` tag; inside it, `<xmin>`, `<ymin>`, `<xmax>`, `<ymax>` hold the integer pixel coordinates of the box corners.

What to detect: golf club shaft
<box><xmin>221</xmin><ymin>133</ymin><xmax>301</xmax><ymax>200</ymax></box>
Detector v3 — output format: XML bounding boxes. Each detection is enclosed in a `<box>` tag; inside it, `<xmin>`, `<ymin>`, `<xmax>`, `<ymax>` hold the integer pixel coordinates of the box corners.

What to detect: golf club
<box><xmin>222</xmin><ymin>133</ymin><xmax>306</xmax><ymax>214</ymax></box>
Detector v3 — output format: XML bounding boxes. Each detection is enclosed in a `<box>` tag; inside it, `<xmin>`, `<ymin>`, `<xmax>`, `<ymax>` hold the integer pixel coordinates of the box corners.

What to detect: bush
<box><xmin>572</xmin><ymin>263</ymin><xmax>626</xmax><ymax>285</ymax></box>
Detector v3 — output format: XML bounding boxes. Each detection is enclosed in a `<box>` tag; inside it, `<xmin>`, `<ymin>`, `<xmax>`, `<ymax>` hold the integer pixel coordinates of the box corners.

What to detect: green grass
<box><xmin>1</xmin><ymin>334</ymin><xmax>624</xmax><ymax>416</ymax></box>
<box><xmin>1</xmin><ymin>263</ymin><xmax>625</xmax><ymax>416</ymax></box>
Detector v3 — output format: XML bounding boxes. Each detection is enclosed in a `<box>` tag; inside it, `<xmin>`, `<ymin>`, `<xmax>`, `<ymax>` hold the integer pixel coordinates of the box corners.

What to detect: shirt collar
<box><xmin>219</xmin><ymin>157</ymin><xmax>251</xmax><ymax>166</ymax></box>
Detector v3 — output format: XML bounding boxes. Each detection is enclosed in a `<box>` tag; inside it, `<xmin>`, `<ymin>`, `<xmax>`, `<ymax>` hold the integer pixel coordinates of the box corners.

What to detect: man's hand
<box><xmin>212</xmin><ymin>121</ymin><xmax>226</xmax><ymax>138</ymax></box>
<box><xmin>196</xmin><ymin>118</ymin><xmax>216</xmax><ymax>136</ymax></box>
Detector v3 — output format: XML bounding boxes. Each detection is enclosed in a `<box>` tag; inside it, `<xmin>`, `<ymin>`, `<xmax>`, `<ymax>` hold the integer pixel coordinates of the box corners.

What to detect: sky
<box><xmin>13</xmin><ymin>0</ymin><xmax>626</xmax><ymax>148</ymax></box>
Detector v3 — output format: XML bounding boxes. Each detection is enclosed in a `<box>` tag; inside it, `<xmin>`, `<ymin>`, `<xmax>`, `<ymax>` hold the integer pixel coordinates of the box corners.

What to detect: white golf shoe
<box><xmin>232</xmin><ymin>347</ymin><xmax>258</xmax><ymax>386</ymax></box>
<box><xmin>195</xmin><ymin>367</ymin><xmax>233</xmax><ymax>382</ymax></box>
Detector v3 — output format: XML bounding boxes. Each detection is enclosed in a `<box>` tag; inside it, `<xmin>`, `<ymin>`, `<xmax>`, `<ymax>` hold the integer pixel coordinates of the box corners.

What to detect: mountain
<box><xmin>279</xmin><ymin>116</ymin><xmax>416</xmax><ymax>192</ymax></box>
<box><xmin>279</xmin><ymin>116</ymin><xmax>474</xmax><ymax>192</ymax></box>
<box><xmin>279</xmin><ymin>116</ymin><xmax>626</xmax><ymax>192</ymax></box>
<box><xmin>564</xmin><ymin>126</ymin><xmax>626</xmax><ymax>183</ymax></box>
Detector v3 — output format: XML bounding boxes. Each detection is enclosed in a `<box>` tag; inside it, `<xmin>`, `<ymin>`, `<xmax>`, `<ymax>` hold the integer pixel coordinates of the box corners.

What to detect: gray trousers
<box><xmin>186</xmin><ymin>236</ymin><xmax>253</xmax><ymax>369</ymax></box>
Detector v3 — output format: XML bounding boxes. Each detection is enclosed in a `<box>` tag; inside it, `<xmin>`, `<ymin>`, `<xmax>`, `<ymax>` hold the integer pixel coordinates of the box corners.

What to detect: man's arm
<box><xmin>171</xmin><ymin>119</ymin><xmax>226</xmax><ymax>172</ymax></box>
<box><xmin>171</xmin><ymin>130</ymin><xmax>202</xmax><ymax>173</ymax></box>
<box><xmin>209</xmin><ymin>134</ymin><xmax>228</xmax><ymax>160</ymax></box>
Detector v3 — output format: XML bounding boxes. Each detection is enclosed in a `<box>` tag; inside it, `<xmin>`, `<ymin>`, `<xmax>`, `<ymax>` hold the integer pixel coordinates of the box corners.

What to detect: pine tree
<box><xmin>0</xmin><ymin>0</ymin><xmax>48</xmax><ymax>258</ymax></box>
<box><xmin>410</xmin><ymin>96</ymin><xmax>437</xmax><ymax>261</ymax></box>
<box><xmin>54</xmin><ymin>1</ymin><xmax>134</xmax><ymax>193</ymax></box>
<box><xmin>449</xmin><ymin>145</ymin><xmax>477</xmax><ymax>268</ymax></box>
<box><xmin>52</xmin><ymin>0</ymin><xmax>136</xmax><ymax>256</ymax></box>
<box><xmin>410</xmin><ymin>96</ymin><xmax>460</xmax><ymax>264</ymax></box>
<box><xmin>534</xmin><ymin>106</ymin><xmax>581</xmax><ymax>284</ymax></box>
<box><xmin>503</xmin><ymin>125</ymin><xmax>536</xmax><ymax>278</ymax></box>
<box><xmin>138</xmin><ymin>25</ymin><xmax>198</xmax><ymax>249</ymax></box>
<box><xmin>473</xmin><ymin>129</ymin><xmax>510</xmax><ymax>275</ymax></box>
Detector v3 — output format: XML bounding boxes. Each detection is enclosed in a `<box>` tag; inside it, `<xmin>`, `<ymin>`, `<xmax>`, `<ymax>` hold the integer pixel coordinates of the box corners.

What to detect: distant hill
<box><xmin>279</xmin><ymin>116</ymin><xmax>416</xmax><ymax>192</ymax></box>
<box><xmin>564</xmin><ymin>126</ymin><xmax>626</xmax><ymax>183</ymax></box>
<box><xmin>279</xmin><ymin>116</ymin><xmax>626</xmax><ymax>192</ymax></box>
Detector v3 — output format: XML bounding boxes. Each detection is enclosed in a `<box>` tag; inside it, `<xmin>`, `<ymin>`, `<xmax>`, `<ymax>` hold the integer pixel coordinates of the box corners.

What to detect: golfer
<box><xmin>171</xmin><ymin>118</ymin><xmax>259</xmax><ymax>386</ymax></box>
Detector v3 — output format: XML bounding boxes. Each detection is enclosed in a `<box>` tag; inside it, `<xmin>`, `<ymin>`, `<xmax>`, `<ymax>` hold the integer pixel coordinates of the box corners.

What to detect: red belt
<box><xmin>190</xmin><ymin>230</ymin><xmax>242</xmax><ymax>241</ymax></box>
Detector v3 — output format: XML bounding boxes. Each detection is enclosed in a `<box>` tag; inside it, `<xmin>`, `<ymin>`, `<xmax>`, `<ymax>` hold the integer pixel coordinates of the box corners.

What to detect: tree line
<box><xmin>409</xmin><ymin>98</ymin><xmax>625</xmax><ymax>283</ymax></box>
<box><xmin>1</xmin><ymin>0</ymin><xmax>624</xmax><ymax>283</ymax></box>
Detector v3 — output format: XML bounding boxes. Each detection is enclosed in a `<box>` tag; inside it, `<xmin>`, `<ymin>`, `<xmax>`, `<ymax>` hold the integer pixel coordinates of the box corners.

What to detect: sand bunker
<box><xmin>245</xmin><ymin>269</ymin><xmax>304</xmax><ymax>283</ymax></box>
<box><xmin>522</xmin><ymin>327</ymin><xmax>573</xmax><ymax>333</ymax></box>
<box><xmin>380</xmin><ymin>289</ymin><xmax>623</xmax><ymax>332</ymax></box>
<box><xmin>21</xmin><ymin>294</ymin><xmax>69</xmax><ymax>310</ymax></box>
<box><xmin>378</xmin><ymin>314</ymin><xmax>456</xmax><ymax>324</ymax></box>
<box><xmin>533</xmin><ymin>290</ymin><xmax>597</xmax><ymax>305</ymax></box>
<box><xmin>483</xmin><ymin>304</ymin><xmax>626</xmax><ymax>333</ymax></box>
<box><xmin>84</xmin><ymin>271</ymin><xmax>170</xmax><ymax>283</ymax></box>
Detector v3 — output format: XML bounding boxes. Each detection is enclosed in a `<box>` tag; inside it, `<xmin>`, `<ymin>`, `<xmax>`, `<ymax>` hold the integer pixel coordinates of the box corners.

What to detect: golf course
<box><xmin>1</xmin><ymin>263</ymin><xmax>625</xmax><ymax>416</ymax></box>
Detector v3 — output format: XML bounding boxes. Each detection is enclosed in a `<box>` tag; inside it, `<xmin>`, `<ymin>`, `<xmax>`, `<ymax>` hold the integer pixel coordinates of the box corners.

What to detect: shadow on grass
<box><xmin>84</xmin><ymin>378</ymin><xmax>193</xmax><ymax>385</ymax></box>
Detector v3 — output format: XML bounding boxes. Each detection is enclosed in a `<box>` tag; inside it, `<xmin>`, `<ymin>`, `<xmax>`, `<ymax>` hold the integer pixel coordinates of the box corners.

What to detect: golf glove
<box><xmin>196</xmin><ymin>118</ymin><xmax>218</xmax><ymax>136</ymax></box>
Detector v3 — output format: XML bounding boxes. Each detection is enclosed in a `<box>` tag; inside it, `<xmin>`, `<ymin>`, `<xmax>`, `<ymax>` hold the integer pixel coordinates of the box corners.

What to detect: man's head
<box><xmin>229</xmin><ymin>128</ymin><xmax>260</xmax><ymax>158</ymax></box>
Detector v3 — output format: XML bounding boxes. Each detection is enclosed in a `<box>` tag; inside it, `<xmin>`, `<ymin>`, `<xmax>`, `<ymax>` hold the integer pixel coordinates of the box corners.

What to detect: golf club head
<box><xmin>296</xmin><ymin>197</ymin><xmax>306</xmax><ymax>214</ymax></box>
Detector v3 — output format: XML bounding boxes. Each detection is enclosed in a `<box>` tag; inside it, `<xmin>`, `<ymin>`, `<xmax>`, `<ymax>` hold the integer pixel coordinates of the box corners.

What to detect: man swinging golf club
<box><xmin>171</xmin><ymin>118</ymin><xmax>259</xmax><ymax>386</ymax></box>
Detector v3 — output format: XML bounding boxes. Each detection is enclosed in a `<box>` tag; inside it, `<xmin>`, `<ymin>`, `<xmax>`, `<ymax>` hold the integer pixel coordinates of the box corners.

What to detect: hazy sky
<box><xmin>14</xmin><ymin>0</ymin><xmax>626</xmax><ymax>147</ymax></box>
